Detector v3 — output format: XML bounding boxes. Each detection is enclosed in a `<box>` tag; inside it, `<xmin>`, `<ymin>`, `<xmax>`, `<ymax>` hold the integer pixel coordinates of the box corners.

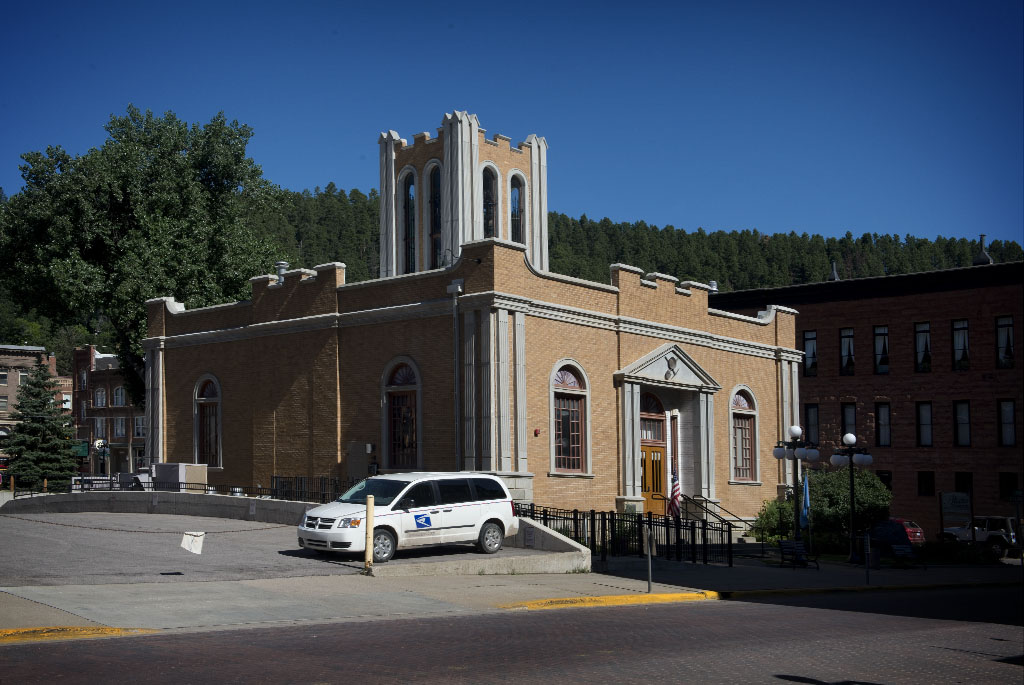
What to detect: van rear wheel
<box><xmin>478</xmin><ymin>522</ymin><xmax>503</xmax><ymax>554</ymax></box>
<box><xmin>373</xmin><ymin>528</ymin><xmax>396</xmax><ymax>563</ymax></box>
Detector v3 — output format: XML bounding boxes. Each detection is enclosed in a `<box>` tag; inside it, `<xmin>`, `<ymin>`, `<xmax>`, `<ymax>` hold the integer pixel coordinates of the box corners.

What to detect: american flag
<box><xmin>668</xmin><ymin>472</ymin><xmax>682</xmax><ymax>518</ymax></box>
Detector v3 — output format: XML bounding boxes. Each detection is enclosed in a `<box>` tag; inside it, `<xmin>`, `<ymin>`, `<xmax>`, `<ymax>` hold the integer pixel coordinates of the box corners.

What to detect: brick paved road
<box><xmin>2</xmin><ymin>596</ymin><xmax>1020</xmax><ymax>683</ymax></box>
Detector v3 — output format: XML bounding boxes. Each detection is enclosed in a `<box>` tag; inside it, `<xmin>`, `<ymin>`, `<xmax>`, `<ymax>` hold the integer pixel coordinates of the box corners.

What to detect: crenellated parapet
<box><xmin>145</xmin><ymin>262</ymin><xmax>346</xmax><ymax>339</ymax></box>
<box><xmin>379</xmin><ymin>112</ymin><xmax>549</xmax><ymax>279</ymax></box>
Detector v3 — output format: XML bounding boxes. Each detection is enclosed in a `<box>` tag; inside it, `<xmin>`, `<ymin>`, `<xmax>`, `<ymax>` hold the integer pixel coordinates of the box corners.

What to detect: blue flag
<box><xmin>800</xmin><ymin>474</ymin><xmax>810</xmax><ymax>529</ymax></box>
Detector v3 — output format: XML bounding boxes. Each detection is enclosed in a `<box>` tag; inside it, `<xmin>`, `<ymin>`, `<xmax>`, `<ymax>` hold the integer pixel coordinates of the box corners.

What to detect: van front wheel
<box><xmin>373</xmin><ymin>528</ymin><xmax>396</xmax><ymax>563</ymax></box>
<box><xmin>478</xmin><ymin>522</ymin><xmax>503</xmax><ymax>554</ymax></box>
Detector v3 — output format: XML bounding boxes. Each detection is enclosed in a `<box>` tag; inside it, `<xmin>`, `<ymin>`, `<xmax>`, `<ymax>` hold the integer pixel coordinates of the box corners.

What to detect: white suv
<box><xmin>298</xmin><ymin>472</ymin><xmax>519</xmax><ymax>562</ymax></box>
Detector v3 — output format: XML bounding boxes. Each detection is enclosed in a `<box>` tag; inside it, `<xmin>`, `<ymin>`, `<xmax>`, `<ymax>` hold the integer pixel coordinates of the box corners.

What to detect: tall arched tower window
<box><xmin>402</xmin><ymin>174</ymin><xmax>416</xmax><ymax>273</ymax></box>
<box><xmin>482</xmin><ymin>168</ymin><xmax>497</xmax><ymax>238</ymax></box>
<box><xmin>385</xmin><ymin>363</ymin><xmax>419</xmax><ymax>469</ymax></box>
<box><xmin>730</xmin><ymin>389</ymin><xmax>758</xmax><ymax>482</ymax></box>
<box><xmin>194</xmin><ymin>376</ymin><xmax>222</xmax><ymax>468</ymax></box>
<box><xmin>510</xmin><ymin>176</ymin><xmax>523</xmax><ymax>244</ymax></box>
<box><xmin>429</xmin><ymin>166</ymin><xmax>442</xmax><ymax>269</ymax></box>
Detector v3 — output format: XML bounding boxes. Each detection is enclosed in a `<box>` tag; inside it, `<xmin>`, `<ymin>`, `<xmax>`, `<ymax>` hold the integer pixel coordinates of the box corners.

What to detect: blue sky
<box><xmin>2</xmin><ymin>1</ymin><xmax>1021</xmax><ymax>244</ymax></box>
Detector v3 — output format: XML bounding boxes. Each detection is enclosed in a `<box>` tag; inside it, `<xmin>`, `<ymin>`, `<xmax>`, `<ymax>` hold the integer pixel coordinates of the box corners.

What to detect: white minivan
<box><xmin>298</xmin><ymin>472</ymin><xmax>519</xmax><ymax>562</ymax></box>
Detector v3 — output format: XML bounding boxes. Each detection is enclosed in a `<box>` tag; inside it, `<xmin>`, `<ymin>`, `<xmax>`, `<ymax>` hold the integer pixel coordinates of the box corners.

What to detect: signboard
<box><xmin>72</xmin><ymin>440</ymin><xmax>89</xmax><ymax>457</ymax></box>
<box><xmin>941</xmin><ymin>491</ymin><xmax>971</xmax><ymax>517</ymax></box>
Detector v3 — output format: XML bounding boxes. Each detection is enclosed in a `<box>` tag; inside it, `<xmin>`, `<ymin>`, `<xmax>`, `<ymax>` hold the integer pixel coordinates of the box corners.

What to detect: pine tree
<box><xmin>5</xmin><ymin>362</ymin><xmax>76</xmax><ymax>489</ymax></box>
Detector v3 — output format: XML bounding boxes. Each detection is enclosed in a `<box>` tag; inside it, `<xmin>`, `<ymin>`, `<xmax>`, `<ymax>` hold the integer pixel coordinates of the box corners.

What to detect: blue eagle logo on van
<box><xmin>414</xmin><ymin>514</ymin><xmax>432</xmax><ymax>529</ymax></box>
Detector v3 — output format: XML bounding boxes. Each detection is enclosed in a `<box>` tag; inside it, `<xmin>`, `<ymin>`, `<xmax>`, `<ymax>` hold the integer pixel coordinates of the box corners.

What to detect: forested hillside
<box><xmin>1</xmin><ymin>108</ymin><xmax>1020</xmax><ymax>381</ymax></box>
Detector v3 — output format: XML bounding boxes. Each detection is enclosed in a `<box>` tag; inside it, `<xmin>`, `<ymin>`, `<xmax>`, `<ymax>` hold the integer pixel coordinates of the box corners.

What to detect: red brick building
<box><xmin>73</xmin><ymin>346</ymin><xmax>147</xmax><ymax>475</ymax></box>
<box><xmin>710</xmin><ymin>261</ymin><xmax>1023</xmax><ymax>536</ymax></box>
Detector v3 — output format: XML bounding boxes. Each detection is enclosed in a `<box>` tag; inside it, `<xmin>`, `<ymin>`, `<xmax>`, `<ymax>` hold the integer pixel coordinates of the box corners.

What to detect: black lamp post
<box><xmin>773</xmin><ymin>425</ymin><xmax>819</xmax><ymax>540</ymax></box>
<box><xmin>830</xmin><ymin>433</ymin><xmax>873</xmax><ymax>563</ymax></box>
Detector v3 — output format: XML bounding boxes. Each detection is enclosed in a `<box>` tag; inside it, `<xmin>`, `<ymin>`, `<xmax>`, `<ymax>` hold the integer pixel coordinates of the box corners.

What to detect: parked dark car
<box><xmin>891</xmin><ymin>518</ymin><xmax>926</xmax><ymax>545</ymax></box>
<box><xmin>869</xmin><ymin>520</ymin><xmax>912</xmax><ymax>556</ymax></box>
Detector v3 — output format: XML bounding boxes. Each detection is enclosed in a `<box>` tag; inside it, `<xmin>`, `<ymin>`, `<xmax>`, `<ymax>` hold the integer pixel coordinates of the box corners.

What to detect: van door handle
<box><xmin>429</xmin><ymin>510</ymin><xmax>439</xmax><ymax>514</ymax></box>
<box><xmin>442</xmin><ymin>509</ymin><xmax>452</xmax><ymax>512</ymax></box>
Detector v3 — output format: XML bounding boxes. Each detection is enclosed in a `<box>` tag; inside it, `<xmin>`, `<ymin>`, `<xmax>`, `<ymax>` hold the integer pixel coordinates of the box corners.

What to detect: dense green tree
<box><xmin>752</xmin><ymin>467</ymin><xmax>893</xmax><ymax>551</ymax></box>
<box><xmin>1</xmin><ymin>107</ymin><xmax>281</xmax><ymax>401</ymax></box>
<box><xmin>4</xmin><ymin>362</ymin><xmax>77</xmax><ymax>489</ymax></box>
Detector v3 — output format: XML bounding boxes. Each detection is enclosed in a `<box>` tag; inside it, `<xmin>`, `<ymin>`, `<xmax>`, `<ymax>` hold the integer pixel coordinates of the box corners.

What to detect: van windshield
<box><xmin>337</xmin><ymin>479</ymin><xmax>410</xmax><ymax>506</ymax></box>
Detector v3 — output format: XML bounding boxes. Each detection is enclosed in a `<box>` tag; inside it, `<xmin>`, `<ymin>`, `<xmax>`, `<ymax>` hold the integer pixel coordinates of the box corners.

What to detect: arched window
<box><xmin>730</xmin><ymin>389</ymin><xmax>758</xmax><ymax>482</ymax></box>
<box><xmin>94</xmin><ymin>387</ymin><xmax>106</xmax><ymax>408</ymax></box>
<box><xmin>384</xmin><ymin>362</ymin><xmax>420</xmax><ymax>469</ymax></box>
<box><xmin>510</xmin><ymin>176</ymin><xmax>524</xmax><ymax>244</ymax></box>
<box><xmin>112</xmin><ymin>386</ymin><xmax>126</xmax><ymax>407</ymax></box>
<box><xmin>482</xmin><ymin>167</ymin><xmax>497</xmax><ymax>238</ymax></box>
<box><xmin>429</xmin><ymin>166</ymin><xmax>442</xmax><ymax>269</ymax></box>
<box><xmin>194</xmin><ymin>376</ymin><xmax>222</xmax><ymax>468</ymax></box>
<box><xmin>551</xmin><ymin>364</ymin><xmax>590</xmax><ymax>473</ymax></box>
<box><xmin>402</xmin><ymin>174</ymin><xmax>416</xmax><ymax>274</ymax></box>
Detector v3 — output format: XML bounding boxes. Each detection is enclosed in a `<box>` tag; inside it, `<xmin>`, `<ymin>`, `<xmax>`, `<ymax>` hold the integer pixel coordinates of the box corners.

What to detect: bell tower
<box><xmin>378</xmin><ymin>111</ymin><xmax>549</xmax><ymax>278</ymax></box>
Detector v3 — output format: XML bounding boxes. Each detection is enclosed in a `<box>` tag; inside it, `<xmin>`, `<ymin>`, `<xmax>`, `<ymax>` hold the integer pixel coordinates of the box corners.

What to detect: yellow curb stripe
<box><xmin>0</xmin><ymin>627</ymin><xmax>158</xmax><ymax>644</ymax></box>
<box><xmin>500</xmin><ymin>591</ymin><xmax>720</xmax><ymax>610</ymax></box>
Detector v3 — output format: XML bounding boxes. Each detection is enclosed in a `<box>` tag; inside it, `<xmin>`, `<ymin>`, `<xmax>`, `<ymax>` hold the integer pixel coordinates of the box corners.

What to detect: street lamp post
<box><xmin>773</xmin><ymin>426</ymin><xmax>819</xmax><ymax>540</ymax></box>
<box><xmin>830</xmin><ymin>433</ymin><xmax>873</xmax><ymax>563</ymax></box>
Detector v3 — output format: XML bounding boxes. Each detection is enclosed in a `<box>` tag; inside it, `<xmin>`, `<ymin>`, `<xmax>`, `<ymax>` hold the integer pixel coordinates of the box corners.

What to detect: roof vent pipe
<box><xmin>828</xmin><ymin>260</ymin><xmax>840</xmax><ymax>281</ymax></box>
<box><xmin>275</xmin><ymin>261</ymin><xmax>289</xmax><ymax>284</ymax></box>
<box><xmin>708</xmin><ymin>280</ymin><xmax>718</xmax><ymax>292</ymax></box>
<box><xmin>973</xmin><ymin>234</ymin><xmax>994</xmax><ymax>266</ymax></box>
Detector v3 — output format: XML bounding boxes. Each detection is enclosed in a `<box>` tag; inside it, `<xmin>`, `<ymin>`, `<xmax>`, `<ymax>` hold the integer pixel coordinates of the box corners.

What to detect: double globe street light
<box><xmin>773</xmin><ymin>426</ymin><xmax>820</xmax><ymax>540</ymax></box>
<box><xmin>830</xmin><ymin>433</ymin><xmax>873</xmax><ymax>563</ymax></box>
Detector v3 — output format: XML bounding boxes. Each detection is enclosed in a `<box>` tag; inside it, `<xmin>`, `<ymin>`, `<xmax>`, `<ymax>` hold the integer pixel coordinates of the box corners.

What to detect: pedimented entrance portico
<box><xmin>615</xmin><ymin>344</ymin><xmax>721</xmax><ymax>514</ymax></box>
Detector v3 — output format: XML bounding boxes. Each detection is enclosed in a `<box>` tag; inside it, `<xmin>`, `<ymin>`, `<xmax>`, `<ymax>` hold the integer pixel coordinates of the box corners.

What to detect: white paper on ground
<box><xmin>181</xmin><ymin>531</ymin><xmax>205</xmax><ymax>555</ymax></box>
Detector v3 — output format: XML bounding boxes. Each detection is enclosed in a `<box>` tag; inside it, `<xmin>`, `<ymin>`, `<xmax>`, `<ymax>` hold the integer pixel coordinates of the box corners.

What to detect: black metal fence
<box><xmin>514</xmin><ymin>503</ymin><xmax>733</xmax><ymax>566</ymax></box>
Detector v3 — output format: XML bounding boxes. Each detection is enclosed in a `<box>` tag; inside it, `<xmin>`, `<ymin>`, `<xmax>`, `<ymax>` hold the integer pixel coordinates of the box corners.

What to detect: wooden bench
<box><xmin>779</xmin><ymin>539</ymin><xmax>819</xmax><ymax>569</ymax></box>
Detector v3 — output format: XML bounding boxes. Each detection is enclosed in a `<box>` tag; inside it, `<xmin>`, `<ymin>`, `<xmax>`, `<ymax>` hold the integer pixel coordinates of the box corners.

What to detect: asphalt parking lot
<box><xmin>0</xmin><ymin>512</ymin><xmax>538</xmax><ymax>586</ymax></box>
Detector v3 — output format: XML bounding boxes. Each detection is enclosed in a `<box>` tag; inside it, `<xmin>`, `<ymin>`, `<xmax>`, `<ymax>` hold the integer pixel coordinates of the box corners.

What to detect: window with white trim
<box><xmin>194</xmin><ymin>377</ymin><xmax>221</xmax><ymax>467</ymax></box>
<box><xmin>552</xmin><ymin>365</ymin><xmax>587</xmax><ymax>473</ymax></box>
<box><xmin>94</xmin><ymin>387</ymin><xmax>106</xmax><ymax>408</ymax></box>
<box><xmin>385</xmin><ymin>363</ymin><xmax>419</xmax><ymax>469</ymax></box>
<box><xmin>730</xmin><ymin>389</ymin><xmax>758</xmax><ymax>482</ymax></box>
<box><xmin>510</xmin><ymin>175</ymin><xmax>524</xmax><ymax>243</ymax></box>
<box><xmin>94</xmin><ymin>417</ymin><xmax>106</xmax><ymax>439</ymax></box>
<box><xmin>952</xmin><ymin>319</ymin><xmax>969</xmax><ymax>371</ymax></box>
<box><xmin>114</xmin><ymin>417</ymin><xmax>126</xmax><ymax>438</ymax></box>
<box><xmin>112</xmin><ymin>386</ymin><xmax>126</xmax><ymax>407</ymax></box>
<box><xmin>482</xmin><ymin>168</ymin><xmax>497</xmax><ymax>238</ymax></box>
<box><xmin>134</xmin><ymin>416</ymin><xmax>146</xmax><ymax>438</ymax></box>
<box><xmin>401</xmin><ymin>173</ymin><xmax>416</xmax><ymax>274</ymax></box>
<box><xmin>996</xmin><ymin>316</ymin><xmax>1014</xmax><ymax>369</ymax></box>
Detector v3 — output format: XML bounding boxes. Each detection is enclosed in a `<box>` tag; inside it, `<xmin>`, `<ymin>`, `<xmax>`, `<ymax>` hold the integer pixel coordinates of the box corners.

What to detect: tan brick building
<box><xmin>144</xmin><ymin>112</ymin><xmax>802</xmax><ymax>522</ymax></box>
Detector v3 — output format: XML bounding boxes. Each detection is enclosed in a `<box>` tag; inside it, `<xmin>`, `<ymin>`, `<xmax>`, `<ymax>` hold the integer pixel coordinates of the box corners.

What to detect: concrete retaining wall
<box><xmin>0</xmin><ymin>491</ymin><xmax>316</xmax><ymax>525</ymax></box>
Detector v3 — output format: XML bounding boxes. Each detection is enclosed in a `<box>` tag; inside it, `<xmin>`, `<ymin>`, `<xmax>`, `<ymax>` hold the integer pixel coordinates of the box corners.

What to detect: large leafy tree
<box><xmin>752</xmin><ymin>467</ymin><xmax>893</xmax><ymax>551</ymax></box>
<box><xmin>0</xmin><ymin>107</ymin><xmax>280</xmax><ymax>401</ymax></box>
<box><xmin>4</xmin><ymin>362</ymin><xmax>77</xmax><ymax>488</ymax></box>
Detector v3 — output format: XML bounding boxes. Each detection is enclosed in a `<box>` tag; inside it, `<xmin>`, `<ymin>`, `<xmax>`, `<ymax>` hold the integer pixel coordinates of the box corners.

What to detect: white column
<box><xmin>622</xmin><ymin>382</ymin><xmax>641</xmax><ymax>497</ymax></box>
<box><xmin>479</xmin><ymin>310</ymin><xmax>494</xmax><ymax>471</ymax></box>
<box><xmin>378</xmin><ymin>131</ymin><xmax>400</xmax><ymax>278</ymax></box>
<box><xmin>496</xmin><ymin>309</ymin><xmax>511</xmax><ymax>472</ymax></box>
<box><xmin>462</xmin><ymin>310</ymin><xmax>477</xmax><ymax>471</ymax></box>
<box><xmin>144</xmin><ymin>341</ymin><xmax>164</xmax><ymax>465</ymax></box>
<box><xmin>526</xmin><ymin>134</ymin><xmax>549</xmax><ymax>271</ymax></box>
<box><xmin>514</xmin><ymin>311</ymin><xmax>527</xmax><ymax>473</ymax></box>
<box><xmin>699</xmin><ymin>391</ymin><xmax>716</xmax><ymax>499</ymax></box>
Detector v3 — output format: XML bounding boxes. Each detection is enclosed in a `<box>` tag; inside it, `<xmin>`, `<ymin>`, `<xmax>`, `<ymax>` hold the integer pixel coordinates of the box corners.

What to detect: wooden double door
<box><xmin>640</xmin><ymin>393</ymin><xmax>669</xmax><ymax>514</ymax></box>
